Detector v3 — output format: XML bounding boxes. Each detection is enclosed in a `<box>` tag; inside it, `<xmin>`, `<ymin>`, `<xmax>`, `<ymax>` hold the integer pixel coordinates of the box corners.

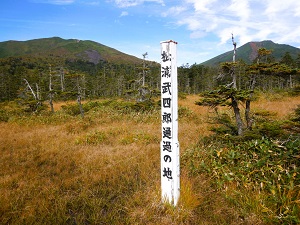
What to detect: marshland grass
<box><xmin>0</xmin><ymin>94</ymin><xmax>300</xmax><ymax>224</ymax></box>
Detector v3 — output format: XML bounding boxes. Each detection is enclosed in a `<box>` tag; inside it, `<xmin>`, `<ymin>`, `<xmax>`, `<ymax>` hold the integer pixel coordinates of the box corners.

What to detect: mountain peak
<box><xmin>0</xmin><ymin>37</ymin><xmax>143</xmax><ymax>65</ymax></box>
<box><xmin>201</xmin><ymin>40</ymin><xmax>300</xmax><ymax>66</ymax></box>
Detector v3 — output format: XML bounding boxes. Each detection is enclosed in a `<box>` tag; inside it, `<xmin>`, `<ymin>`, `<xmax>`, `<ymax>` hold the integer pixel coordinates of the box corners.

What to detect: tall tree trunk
<box><xmin>36</xmin><ymin>83</ymin><xmax>40</xmax><ymax>101</ymax></box>
<box><xmin>24</xmin><ymin>79</ymin><xmax>37</xmax><ymax>100</ymax></box>
<box><xmin>231</xmin><ymin>96</ymin><xmax>244</xmax><ymax>135</ymax></box>
<box><xmin>245</xmin><ymin>100</ymin><xmax>252</xmax><ymax>130</ymax></box>
<box><xmin>142</xmin><ymin>52</ymin><xmax>148</xmax><ymax>86</ymax></box>
<box><xmin>231</xmin><ymin>34</ymin><xmax>243</xmax><ymax>135</ymax></box>
<box><xmin>245</xmin><ymin>75</ymin><xmax>256</xmax><ymax>130</ymax></box>
<box><xmin>60</xmin><ymin>67</ymin><xmax>65</xmax><ymax>92</ymax></box>
<box><xmin>77</xmin><ymin>77</ymin><xmax>84</xmax><ymax>118</ymax></box>
<box><xmin>232</xmin><ymin>34</ymin><xmax>237</xmax><ymax>89</ymax></box>
<box><xmin>49</xmin><ymin>66</ymin><xmax>55</xmax><ymax>113</ymax></box>
<box><xmin>23</xmin><ymin>79</ymin><xmax>41</xmax><ymax>112</ymax></box>
<box><xmin>77</xmin><ymin>94</ymin><xmax>84</xmax><ymax>118</ymax></box>
<box><xmin>49</xmin><ymin>94</ymin><xmax>54</xmax><ymax>113</ymax></box>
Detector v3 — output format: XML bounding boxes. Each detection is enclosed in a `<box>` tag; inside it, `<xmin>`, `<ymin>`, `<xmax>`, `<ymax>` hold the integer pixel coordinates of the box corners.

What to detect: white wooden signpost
<box><xmin>160</xmin><ymin>40</ymin><xmax>180</xmax><ymax>206</ymax></box>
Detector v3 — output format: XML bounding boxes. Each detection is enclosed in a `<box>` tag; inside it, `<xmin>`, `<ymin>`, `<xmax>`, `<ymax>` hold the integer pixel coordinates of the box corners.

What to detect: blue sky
<box><xmin>1</xmin><ymin>0</ymin><xmax>300</xmax><ymax>65</ymax></box>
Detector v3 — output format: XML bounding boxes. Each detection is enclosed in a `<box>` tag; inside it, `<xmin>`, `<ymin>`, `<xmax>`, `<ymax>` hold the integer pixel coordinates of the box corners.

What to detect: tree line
<box><xmin>0</xmin><ymin>50</ymin><xmax>300</xmax><ymax>105</ymax></box>
<box><xmin>179</xmin><ymin>51</ymin><xmax>300</xmax><ymax>94</ymax></box>
<box><xmin>0</xmin><ymin>56</ymin><xmax>160</xmax><ymax>102</ymax></box>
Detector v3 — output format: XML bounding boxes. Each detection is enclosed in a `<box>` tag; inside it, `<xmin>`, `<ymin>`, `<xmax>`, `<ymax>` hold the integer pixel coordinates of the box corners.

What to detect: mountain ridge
<box><xmin>0</xmin><ymin>37</ymin><xmax>143</xmax><ymax>65</ymax></box>
<box><xmin>1</xmin><ymin>37</ymin><xmax>300</xmax><ymax>67</ymax></box>
<box><xmin>201</xmin><ymin>40</ymin><xmax>300</xmax><ymax>66</ymax></box>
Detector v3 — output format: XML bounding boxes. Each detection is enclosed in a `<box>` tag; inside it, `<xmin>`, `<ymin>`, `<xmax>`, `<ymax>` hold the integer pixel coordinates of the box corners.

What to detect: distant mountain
<box><xmin>0</xmin><ymin>37</ymin><xmax>143</xmax><ymax>64</ymax></box>
<box><xmin>201</xmin><ymin>40</ymin><xmax>300</xmax><ymax>66</ymax></box>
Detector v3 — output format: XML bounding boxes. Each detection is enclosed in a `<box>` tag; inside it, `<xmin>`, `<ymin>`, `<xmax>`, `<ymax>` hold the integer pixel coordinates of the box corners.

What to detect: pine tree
<box><xmin>280</xmin><ymin>52</ymin><xmax>295</xmax><ymax>67</ymax></box>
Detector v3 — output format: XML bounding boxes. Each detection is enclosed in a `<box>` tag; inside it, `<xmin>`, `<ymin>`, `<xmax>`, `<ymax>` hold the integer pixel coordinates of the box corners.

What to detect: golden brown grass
<box><xmin>252</xmin><ymin>94</ymin><xmax>300</xmax><ymax>119</ymax></box>
<box><xmin>1</xmin><ymin>94</ymin><xmax>299</xmax><ymax>224</ymax></box>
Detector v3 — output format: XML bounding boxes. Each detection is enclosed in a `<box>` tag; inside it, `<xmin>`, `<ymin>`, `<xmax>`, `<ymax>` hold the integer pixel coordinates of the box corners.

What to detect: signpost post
<box><xmin>160</xmin><ymin>40</ymin><xmax>180</xmax><ymax>206</ymax></box>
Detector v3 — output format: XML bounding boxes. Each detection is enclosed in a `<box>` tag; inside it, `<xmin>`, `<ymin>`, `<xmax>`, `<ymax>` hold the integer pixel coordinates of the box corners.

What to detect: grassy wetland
<box><xmin>1</xmin><ymin>94</ymin><xmax>300</xmax><ymax>224</ymax></box>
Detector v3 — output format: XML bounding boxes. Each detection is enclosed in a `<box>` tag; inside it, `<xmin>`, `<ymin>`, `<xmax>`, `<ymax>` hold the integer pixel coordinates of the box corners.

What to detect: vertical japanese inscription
<box><xmin>161</xmin><ymin>48</ymin><xmax>173</xmax><ymax>182</ymax></box>
<box><xmin>160</xmin><ymin>40</ymin><xmax>180</xmax><ymax>206</ymax></box>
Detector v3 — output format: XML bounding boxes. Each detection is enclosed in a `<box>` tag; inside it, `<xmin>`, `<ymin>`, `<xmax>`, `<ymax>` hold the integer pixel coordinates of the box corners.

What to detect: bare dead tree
<box><xmin>24</xmin><ymin>78</ymin><xmax>37</xmax><ymax>100</ymax></box>
<box><xmin>230</xmin><ymin>34</ymin><xmax>244</xmax><ymax>135</ymax></box>
<box><xmin>36</xmin><ymin>83</ymin><xmax>40</xmax><ymax>101</ymax></box>
<box><xmin>76</xmin><ymin>74</ymin><xmax>84</xmax><ymax>118</ymax></box>
<box><xmin>23</xmin><ymin>78</ymin><xmax>42</xmax><ymax>112</ymax></box>
<box><xmin>49</xmin><ymin>66</ymin><xmax>55</xmax><ymax>113</ymax></box>
<box><xmin>137</xmin><ymin>52</ymin><xmax>151</xmax><ymax>102</ymax></box>
<box><xmin>60</xmin><ymin>67</ymin><xmax>65</xmax><ymax>92</ymax></box>
<box><xmin>142</xmin><ymin>52</ymin><xmax>148</xmax><ymax>86</ymax></box>
<box><xmin>232</xmin><ymin>33</ymin><xmax>237</xmax><ymax>89</ymax></box>
<box><xmin>245</xmin><ymin>74</ymin><xmax>256</xmax><ymax>130</ymax></box>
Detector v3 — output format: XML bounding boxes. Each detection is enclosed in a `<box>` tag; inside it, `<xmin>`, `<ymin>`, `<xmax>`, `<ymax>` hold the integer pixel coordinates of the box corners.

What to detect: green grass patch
<box><xmin>183</xmin><ymin>134</ymin><xmax>300</xmax><ymax>224</ymax></box>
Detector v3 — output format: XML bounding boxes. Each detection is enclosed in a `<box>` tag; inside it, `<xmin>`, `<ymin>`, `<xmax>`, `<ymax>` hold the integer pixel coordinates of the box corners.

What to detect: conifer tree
<box><xmin>280</xmin><ymin>52</ymin><xmax>295</xmax><ymax>67</ymax></box>
<box><xmin>196</xmin><ymin>34</ymin><xmax>245</xmax><ymax>135</ymax></box>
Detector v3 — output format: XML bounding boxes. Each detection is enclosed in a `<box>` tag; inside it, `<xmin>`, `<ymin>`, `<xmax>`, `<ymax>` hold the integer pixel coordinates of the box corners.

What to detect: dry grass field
<box><xmin>1</xmin><ymin>94</ymin><xmax>300</xmax><ymax>224</ymax></box>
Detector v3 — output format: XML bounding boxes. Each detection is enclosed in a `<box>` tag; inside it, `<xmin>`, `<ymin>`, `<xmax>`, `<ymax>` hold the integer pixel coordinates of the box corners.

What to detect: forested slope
<box><xmin>1</xmin><ymin>37</ymin><xmax>300</xmax><ymax>106</ymax></box>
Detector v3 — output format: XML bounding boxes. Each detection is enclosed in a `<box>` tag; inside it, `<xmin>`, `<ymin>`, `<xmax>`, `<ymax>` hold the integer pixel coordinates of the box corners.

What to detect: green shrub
<box><xmin>208</xmin><ymin>112</ymin><xmax>238</xmax><ymax>135</ymax></box>
<box><xmin>183</xmin><ymin>136</ymin><xmax>300</xmax><ymax>224</ymax></box>
<box><xmin>291</xmin><ymin>105</ymin><xmax>300</xmax><ymax>122</ymax></box>
<box><xmin>61</xmin><ymin>103</ymin><xmax>82</xmax><ymax>116</ymax></box>
<box><xmin>23</xmin><ymin>100</ymin><xmax>47</xmax><ymax>113</ymax></box>
<box><xmin>256</xmin><ymin>121</ymin><xmax>284</xmax><ymax>138</ymax></box>
<box><xmin>0</xmin><ymin>109</ymin><xmax>9</xmax><ymax>122</ymax></box>
<box><xmin>109</xmin><ymin>100</ymin><xmax>158</xmax><ymax>113</ymax></box>
<box><xmin>182</xmin><ymin>104</ymin><xmax>300</xmax><ymax>223</ymax></box>
<box><xmin>288</xmin><ymin>86</ymin><xmax>300</xmax><ymax>96</ymax></box>
<box><xmin>178</xmin><ymin>92</ymin><xmax>187</xmax><ymax>99</ymax></box>
<box><xmin>61</xmin><ymin>99</ymin><xmax>159</xmax><ymax>117</ymax></box>
<box><xmin>178</xmin><ymin>106</ymin><xmax>194</xmax><ymax>118</ymax></box>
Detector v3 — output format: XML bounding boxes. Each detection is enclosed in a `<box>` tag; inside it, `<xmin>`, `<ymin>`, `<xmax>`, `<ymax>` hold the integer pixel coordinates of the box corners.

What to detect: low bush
<box><xmin>291</xmin><ymin>104</ymin><xmax>300</xmax><ymax>122</ymax></box>
<box><xmin>0</xmin><ymin>109</ymin><xmax>9</xmax><ymax>122</ymax></box>
<box><xmin>61</xmin><ymin>103</ymin><xmax>82</xmax><ymax>116</ymax></box>
<box><xmin>61</xmin><ymin>99</ymin><xmax>159</xmax><ymax>116</ymax></box>
<box><xmin>109</xmin><ymin>100</ymin><xmax>159</xmax><ymax>113</ymax></box>
<box><xmin>183</xmin><ymin>135</ymin><xmax>300</xmax><ymax>224</ymax></box>
<box><xmin>288</xmin><ymin>86</ymin><xmax>300</xmax><ymax>96</ymax></box>
<box><xmin>183</xmin><ymin>104</ymin><xmax>300</xmax><ymax>224</ymax></box>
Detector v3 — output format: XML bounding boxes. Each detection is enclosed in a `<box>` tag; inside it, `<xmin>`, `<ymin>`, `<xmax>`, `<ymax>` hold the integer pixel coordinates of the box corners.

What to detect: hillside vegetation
<box><xmin>0</xmin><ymin>37</ymin><xmax>143</xmax><ymax>64</ymax></box>
<box><xmin>201</xmin><ymin>40</ymin><xmax>300</xmax><ymax>66</ymax></box>
<box><xmin>1</xmin><ymin>37</ymin><xmax>300</xmax><ymax>105</ymax></box>
<box><xmin>1</xmin><ymin>94</ymin><xmax>300</xmax><ymax>224</ymax></box>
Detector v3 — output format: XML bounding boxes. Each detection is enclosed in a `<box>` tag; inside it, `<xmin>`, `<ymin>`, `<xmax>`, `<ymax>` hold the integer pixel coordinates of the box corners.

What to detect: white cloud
<box><xmin>161</xmin><ymin>6</ymin><xmax>187</xmax><ymax>17</ymax></box>
<box><xmin>178</xmin><ymin>17</ymin><xmax>202</xmax><ymax>31</ymax></box>
<box><xmin>83</xmin><ymin>1</ymin><xmax>100</xmax><ymax>6</ymax></box>
<box><xmin>264</xmin><ymin>0</ymin><xmax>292</xmax><ymax>16</ymax></box>
<box><xmin>55</xmin><ymin>0</ymin><xmax>74</xmax><ymax>4</ymax></box>
<box><xmin>30</xmin><ymin>0</ymin><xmax>75</xmax><ymax>4</ymax></box>
<box><xmin>185</xmin><ymin>0</ymin><xmax>217</xmax><ymax>13</ymax></box>
<box><xmin>190</xmin><ymin>30</ymin><xmax>206</xmax><ymax>39</ymax></box>
<box><xmin>120</xmin><ymin>11</ymin><xmax>129</xmax><ymax>17</ymax></box>
<box><xmin>113</xmin><ymin>0</ymin><xmax>165</xmax><ymax>8</ymax></box>
<box><xmin>107</xmin><ymin>0</ymin><xmax>300</xmax><ymax>63</ymax></box>
<box><xmin>163</xmin><ymin>0</ymin><xmax>300</xmax><ymax>49</ymax></box>
<box><xmin>226</xmin><ymin>0</ymin><xmax>250</xmax><ymax>21</ymax></box>
<box><xmin>31</xmin><ymin>0</ymin><xmax>102</xmax><ymax>5</ymax></box>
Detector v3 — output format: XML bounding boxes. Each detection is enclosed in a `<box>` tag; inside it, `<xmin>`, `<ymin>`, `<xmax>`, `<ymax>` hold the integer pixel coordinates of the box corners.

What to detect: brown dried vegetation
<box><xmin>0</xmin><ymin>95</ymin><xmax>300</xmax><ymax>224</ymax></box>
